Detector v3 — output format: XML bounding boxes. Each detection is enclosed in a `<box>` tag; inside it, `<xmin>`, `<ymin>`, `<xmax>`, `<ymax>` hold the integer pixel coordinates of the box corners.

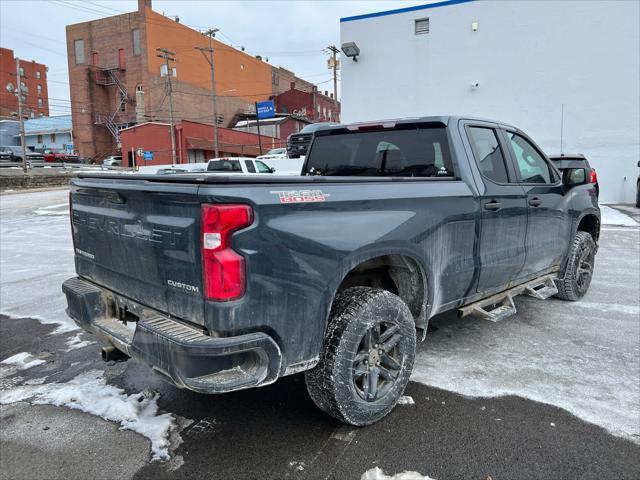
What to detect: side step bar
<box><xmin>459</xmin><ymin>274</ymin><xmax>558</xmax><ymax>322</ymax></box>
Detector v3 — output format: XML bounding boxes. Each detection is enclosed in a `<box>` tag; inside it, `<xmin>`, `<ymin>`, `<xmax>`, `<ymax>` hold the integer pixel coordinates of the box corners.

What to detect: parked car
<box><xmin>0</xmin><ymin>145</ymin><xmax>44</xmax><ymax>165</ymax></box>
<box><xmin>286</xmin><ymin>122</ymin><xmax>340</xmax><ymax>158</ymax></box>
<box><xmin>63</xmin><ymin>116</ymin><xmax>599</xmax><ymax>426</ymax></box>
<box><xmin>206</xmin><ymin>157</ymin><xmax>275</xmax><ymax>174</ymax></box>
<box><xmin>102</xmin><ymin>155</ymin><xmax>122</xmax><ymax>167</ymax></box>
<box><xmin>548</xmin><ymin>154</ymin><xmax>599</xmax><ymax>197</ymax></box>
<box><xmin>257</xmin><ymin>147</ymin><xmax>287</xmax><ymax>161</ymax></box>
<box><xmin>40</xmin><ymin>149</ymin><xmax>80</xmax><ymax>163</ymax></box>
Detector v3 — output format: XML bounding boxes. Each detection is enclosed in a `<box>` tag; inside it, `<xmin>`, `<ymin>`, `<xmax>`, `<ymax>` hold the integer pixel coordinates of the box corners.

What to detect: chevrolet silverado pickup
<box><xmin>63</xmin><ymin>116</ymin><xmax>600</xmax><ymax>426</ymax></box>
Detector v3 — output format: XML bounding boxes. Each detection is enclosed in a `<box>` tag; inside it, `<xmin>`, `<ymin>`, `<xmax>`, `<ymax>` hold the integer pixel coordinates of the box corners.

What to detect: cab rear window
<box><xmin>305</xmin><ymin>126</ymin><xmax>453</xmax><ymax>177</ymax></box>
<box><xmin>207</xmin><ymin>159</ymin><xmax>241</xmax><ymax>172</ymax></box>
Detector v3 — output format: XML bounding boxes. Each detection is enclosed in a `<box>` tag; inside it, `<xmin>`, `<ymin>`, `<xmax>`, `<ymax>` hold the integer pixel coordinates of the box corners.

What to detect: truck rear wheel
<box><xmin>556</xmin><ymin>231</ymin><xmax>596</xmax><ymax>301</ymax></box>
<box><xmin>305</xmin><ymin>287</ymin><xmax>416</xmax><ymax>426</ymax></box>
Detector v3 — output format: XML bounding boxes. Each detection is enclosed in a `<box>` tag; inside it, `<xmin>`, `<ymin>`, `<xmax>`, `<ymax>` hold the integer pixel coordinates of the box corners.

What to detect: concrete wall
<box><xmin>340</xmin><ymin>0</ymin><xmax>640</xmax><ymax>203</ymax></box>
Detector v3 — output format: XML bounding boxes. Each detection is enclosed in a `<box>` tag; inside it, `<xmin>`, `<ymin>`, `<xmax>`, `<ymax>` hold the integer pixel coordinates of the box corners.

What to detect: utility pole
<box><xmin>195</xmin><ymin>28</ymin><xmax>220</xmax><ymax>158</ymax></box>
<box><xmin>156</xmin><ymin>48</ymin><xmax>177</xmax><ymax>164</ymax></box>
<box><xmin>15</xmin><ymin>58</ymin><xmax>28</xmax><ymax>173</ymax></box>
<box><xmin>327</xmin><ymin>46</ymin><xmax>340</xmax><ymax>121</ymax></box>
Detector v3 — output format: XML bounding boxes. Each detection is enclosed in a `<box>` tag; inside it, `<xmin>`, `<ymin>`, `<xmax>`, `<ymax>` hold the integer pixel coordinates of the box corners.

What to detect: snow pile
<box><xmin>0</xmin><ymin>369</ymin><xmax>177</xmax><ymax>461</ymax></box>
<box><xmin>397</xmin><ymin>395</ymin><xmax>415</xmax><ymax>405</ymax></box>
<box><xmin>1</xmin><ymin>352</ymin><xmax>46</xmax><ymax>370</ymax></box>
<box><xmin>361</xmin><ymin>467</ymin><xmax>437</xmax><ymax>480</ymax></box>
<box><xmin>599</xmin><ymin>205</ymin><xmax>637</xmax><ymax>227</ymax></box>
<box><xmin>65</xmin><ymin>333</ymin><xmax>95</xmax><ymax>351</ymax></box>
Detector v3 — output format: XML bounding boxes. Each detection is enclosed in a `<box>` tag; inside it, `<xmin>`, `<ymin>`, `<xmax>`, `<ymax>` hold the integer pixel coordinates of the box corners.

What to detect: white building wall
<box><xmin>340</xmin><ymin>0</ymin><xmax>640</xmax><ymax>203</ymax></box>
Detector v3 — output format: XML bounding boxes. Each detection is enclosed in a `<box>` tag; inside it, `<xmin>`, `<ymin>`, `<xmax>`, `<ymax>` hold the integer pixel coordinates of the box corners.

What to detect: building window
<box><xmin>36</xmin><ymin>71</ymin><xmax>41</xmax><ymax>80</ymax></box>
<box><xmin>74</xmin><ymin>39</ymin><xmax>85</xmax><ymax>64</ymax></box>
<box><xmin>132</xmin><ymin>29</ymin><xmax>141</xmax><ymax>55</ymax></box>
<box><xmin>38</xmin><ymin>98</ymin><xmax>43</xmax><ymax>107</ymax></box>
<box><xmin>172</xmin><ymin>67</ymin><xmax>177</xmax><ymax>78</ymax></box>
<box><xmin>92</xmin><ymin>52</ymin><xmax>99</xmax><ymax>66</ymax></box>
<box><xmin>19</xmin><ymin>67</ymin><xmax>24</xmax><ymax>76</ymax></box>
<box><xmin>37</xmin><ymin>84</ymin><xmax>42</xmax><ymax>94</ymax></box>
<box><xmin>118</xmin><ymin>48</ymin><xmax>125</xmax><ymax>69</ymax></box>
<box><xmin>30</xmin><ymin>112</ymin><xmax>35</xmax><ymax>119</ymax></box>
<box><xmin>120</xmin><ymin>92</ymin><xmax>126</xmax><ymax>112</ymax></box>
<box><xmin>415</xmin><ymin>18</ymin><xmax>430</xmax><ymax>35</ymax></box>
<box><xmin>37</xmin><ymin>135</ymin><xmax>43</xmax><ymax>144</ymax></box>
<box><xmin>136</xmin><ymin>83</ymin><xmax>143</xmax><ymax>93</ymax></box>
<box><xmin>51</xmin><ymin>133</ymin><xmax>56</xmax><ymax>143</ymax></box>
<box><xmin>160</xmin><ymin>64</ymin><xmax>168</xmax><ymax>76</ymax></box>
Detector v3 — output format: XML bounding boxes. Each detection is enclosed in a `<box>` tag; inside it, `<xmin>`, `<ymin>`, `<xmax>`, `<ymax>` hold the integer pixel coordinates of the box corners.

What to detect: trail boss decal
<box><xmin>270</xmin><ymin>190</ymin><xmax>329</xmax><ymax>204</ymax></box>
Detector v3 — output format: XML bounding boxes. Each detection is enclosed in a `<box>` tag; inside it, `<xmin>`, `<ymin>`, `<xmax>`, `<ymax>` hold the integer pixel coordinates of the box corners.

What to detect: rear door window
<box><xmin>467</xmin><ymin>126</ymin><xmax>510</xmax><ymax>183</ymax></box>
<box><xmin>506</xmin><ymin>132</ymin><xmax>552</xmax><ymax>183</ymax></box>
<box><xmin>306</xmin><ymin>126</ymin><xmax>453</xmax><ymax>177</ymax></box>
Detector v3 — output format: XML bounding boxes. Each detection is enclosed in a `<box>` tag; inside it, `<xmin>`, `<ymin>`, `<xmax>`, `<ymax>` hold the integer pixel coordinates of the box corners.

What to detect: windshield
<box><xmin>207</xmin><ymin>159</ymin><xmax>241</xmax><ymax>172</ymax></box>
<box><xmin>305</xmin><ymin>126</ymin><xmax>453</xmax><ymax>177</ymax></box>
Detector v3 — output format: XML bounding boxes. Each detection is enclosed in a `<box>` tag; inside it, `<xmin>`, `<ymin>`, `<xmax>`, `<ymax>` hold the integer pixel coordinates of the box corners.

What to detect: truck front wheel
<box><xmin>556</xmin><ymin>231</ymin><xmax>596</xmax><ymax>301</ymax></box>
<box><xmin>305</xmin><ymin>287</ymin><xmax>416</xmax><ymax>426</ymax></box>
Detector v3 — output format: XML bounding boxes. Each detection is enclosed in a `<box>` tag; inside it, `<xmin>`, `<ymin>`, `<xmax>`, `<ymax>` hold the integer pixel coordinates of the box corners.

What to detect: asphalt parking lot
<box><xmin>1</xmin><ymin>190</ymin><xmax>639</xmax><ymax>480</ymax></box>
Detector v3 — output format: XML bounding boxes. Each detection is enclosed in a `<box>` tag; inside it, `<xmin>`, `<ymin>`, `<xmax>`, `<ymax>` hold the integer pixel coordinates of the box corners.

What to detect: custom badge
<box><xmin>270</xmin><ymin>190</ymin><xmax>329</xmax><ymax>204</ymax></box>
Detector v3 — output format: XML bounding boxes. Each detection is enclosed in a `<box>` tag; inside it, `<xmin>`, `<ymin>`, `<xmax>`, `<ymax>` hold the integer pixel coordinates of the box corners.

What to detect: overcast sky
<box><xmin>0</xmin><ymin>0</ymin><xmax>425</xmax><ymax>115</ymax></box>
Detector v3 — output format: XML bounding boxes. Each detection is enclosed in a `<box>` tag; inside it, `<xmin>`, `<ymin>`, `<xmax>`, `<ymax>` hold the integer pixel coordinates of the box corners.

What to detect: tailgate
<box><xmin>70</xmin><ymin>178</ymin><xmax>204</xmax><ymax>325</ymax></box>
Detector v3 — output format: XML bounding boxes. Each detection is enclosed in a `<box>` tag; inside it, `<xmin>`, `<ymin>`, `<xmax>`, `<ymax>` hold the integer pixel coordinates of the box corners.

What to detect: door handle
<box><xmin>528</xmin><ymin>197</ymin><xmax>543</xmax><ymax>207</ymax></box>
<box><xmin>484</xmin><ymin>200</ymin><xmax>502</xmax><ymax>211</ymax></box>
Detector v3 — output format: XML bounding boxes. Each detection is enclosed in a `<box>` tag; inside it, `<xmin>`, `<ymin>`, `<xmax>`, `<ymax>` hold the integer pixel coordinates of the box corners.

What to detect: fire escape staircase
<box><xmin>94</xmin><ymin>67</ymin><xmax>133</xmax><ymax>146</ymax></box>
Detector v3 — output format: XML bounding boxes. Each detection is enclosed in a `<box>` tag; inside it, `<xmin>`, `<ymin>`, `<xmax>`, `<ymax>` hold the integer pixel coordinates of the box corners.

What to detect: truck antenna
<box><xmin>560</xmin><ymin>103</ymin><xmax>564</xmax><ymax>155</ymax></box>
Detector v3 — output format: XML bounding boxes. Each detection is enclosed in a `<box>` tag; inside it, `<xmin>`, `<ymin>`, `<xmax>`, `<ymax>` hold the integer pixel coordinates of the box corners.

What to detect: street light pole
<box><xmin>15</xmin><ymin>58</ymin><xmax>27</xmax><ymax>173</ymax></box>
<box><xmin>195</xmin><ymin>28</ymin><xmax>220</xmax><ymax>158</ymax></box>
<box><xmin>156</xmin><ymin>48</ymin><xmax>177</xmax><ymax>165</ymax></box>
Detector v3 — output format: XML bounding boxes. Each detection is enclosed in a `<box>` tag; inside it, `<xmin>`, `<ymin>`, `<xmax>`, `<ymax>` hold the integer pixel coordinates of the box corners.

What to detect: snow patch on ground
<box><xmin>64</xmin><ymin>333</ymin><xmax>95</xmax><ymax>351</ymax></box>
<box><xmin>362</xmin><ymin>467</ymin><xmax>437</xmax><ymax>480</ymax></box>
<box><xmin>1</xmin><ymin>352</ymin><xmax>46</xmax><ymax>370</ymax></box>
<box><xmin>0</xmin><ymin>369</ymin><xmax>179</xmax><ymax>460</ymax></box>
<box><xmin>398</xmin><ymin>395</ymin><xmax>415</xmax><ymax>405</ymax></box>
<box><xmin>599</xmin><ymin>205</ymin><xmax>638</xmax><ymax>226</ymax></box>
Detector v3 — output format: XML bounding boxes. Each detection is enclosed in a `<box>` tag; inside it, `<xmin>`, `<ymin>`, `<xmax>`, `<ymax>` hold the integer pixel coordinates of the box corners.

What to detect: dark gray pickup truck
<box><xmin>63</xmin><ymin>116</ymin><xmax>600</xmax><ymax>425</ymax></box>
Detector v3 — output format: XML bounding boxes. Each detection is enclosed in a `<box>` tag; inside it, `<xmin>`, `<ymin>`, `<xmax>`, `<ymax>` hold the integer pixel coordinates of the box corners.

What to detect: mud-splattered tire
<box><xmin>556</xmin><ymin>231</ymin><xmax>596</xmax><ymax>301</ymax></box>
<box><xmin>305</xmin><ymin>287</ymin><xmax>416</xmax><ymax>426</ymax></box>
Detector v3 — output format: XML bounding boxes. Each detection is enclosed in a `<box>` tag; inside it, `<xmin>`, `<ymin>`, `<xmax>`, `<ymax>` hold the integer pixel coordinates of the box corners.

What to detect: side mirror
<box><xmin>562</xmin><ymin>168</ymin><xmax>587</xmax><ymax>186</ymax></box>
<box><xmin>270</xmin><ymin>167</ymin><xmax>276</xmax><ymax>173</ymax></box>
<box><xmin>637</xmin><ymin>160</ymin><xmax>640</xmax><ymax>168</ymax></box>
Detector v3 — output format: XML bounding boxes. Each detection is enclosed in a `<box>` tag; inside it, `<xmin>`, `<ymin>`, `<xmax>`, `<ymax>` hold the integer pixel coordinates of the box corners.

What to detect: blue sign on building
<box><xmin>143</xmin><ymin>151</ymin><xmax>154</xmax><ymax>161</ymax></box>
<box><xmin>256</xmin><ymin>100</ymin><xmax>275</xmax><ymax>120</ymax></box>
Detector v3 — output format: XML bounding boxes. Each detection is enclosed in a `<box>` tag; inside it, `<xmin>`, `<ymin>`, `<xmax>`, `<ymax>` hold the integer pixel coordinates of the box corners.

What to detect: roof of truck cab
<box><xmin>316</xmin><ymin>116</ymin><xmax>517</xmax><ymax>133</ymax></box>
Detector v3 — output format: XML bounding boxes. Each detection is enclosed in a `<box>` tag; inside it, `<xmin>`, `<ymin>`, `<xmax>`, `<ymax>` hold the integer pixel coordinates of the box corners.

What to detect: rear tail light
<box><xmin>201</xmin><ymin>204</ymin><xmax>253</xmax><ymax>301</ymax></box>
<box><xmin>589</xmin><ymin>169</ymin><xmax>598</xmax><ymax>184</ymax></box>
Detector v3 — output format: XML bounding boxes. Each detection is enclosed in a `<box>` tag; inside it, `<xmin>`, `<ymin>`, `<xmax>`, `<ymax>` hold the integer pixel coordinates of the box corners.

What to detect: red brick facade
<box><xmin>273</xmin><ymin>82</ymin><xmax>340</xmax><ymax>122</ymax></box>
<box><xmin>0</xmin><ymin>48</ymin><xmax>49</xmax><ymax>119</ymax></box>
<box><xmin>66</xmin><ymin>0</ymin><xmax>318</xmax><ymax>161</ymax></box>
<box><xmin>120</xmin><ymin>120</ymin><xmax>284</xmax><ymax>167</ymax></box>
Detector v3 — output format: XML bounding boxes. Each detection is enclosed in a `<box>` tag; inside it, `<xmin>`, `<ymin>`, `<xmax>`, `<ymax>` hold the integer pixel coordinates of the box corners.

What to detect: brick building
<box><xmin>66</xmin><ymin>0</ymin><xmax>318</xmax><ymax>161</ymax></box>
<box><xmin>120</xmin><ymin>120</ymin><xmax>283</xmax><ymax>167</ymax></box>
<box><xmin>0</xmin><ymin>48</ymin><xmax>49</xmax><ymax>119</ymax></box>
<box><xmin>273</xmin><ymin>82</ymin><xmax>340</xmax><ymax>122</ymax></box>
